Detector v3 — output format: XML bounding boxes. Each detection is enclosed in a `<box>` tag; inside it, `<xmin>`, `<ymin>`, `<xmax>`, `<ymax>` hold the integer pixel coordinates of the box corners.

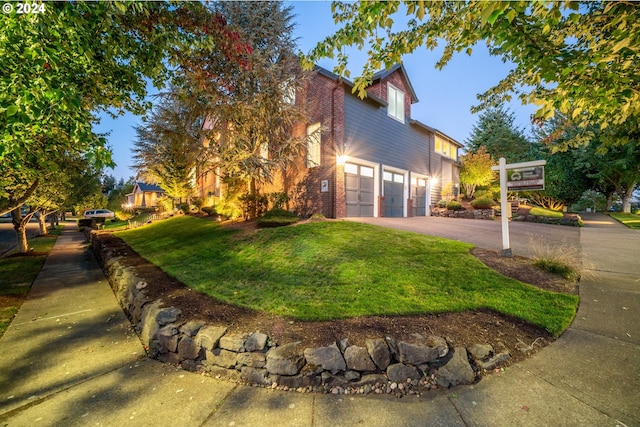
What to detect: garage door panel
<box><xmin>345</xmin><ymin>163</ymin><xmax>374</xmax><ymax>217</ymax></box>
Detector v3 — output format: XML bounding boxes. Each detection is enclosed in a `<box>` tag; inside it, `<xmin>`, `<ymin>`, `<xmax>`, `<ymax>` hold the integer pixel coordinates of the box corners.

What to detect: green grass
<box><xmin>529</xmin><ymin>206</ymin><xmax>564</xmax><ymax>218</ymax></box>
<box><xmin>609</xmin><ymin>212</ymin><xmax>640</xmax><ymax>230</ymax></box>
<box><xmin>0</xmin><ymin>234</ymin><xmax>58</xmax><ymax>336</ymax></box>
<box><xmin>115</xmin><ymin>216</ymin><xmax>579</xmax><ymax>336</ymax></box>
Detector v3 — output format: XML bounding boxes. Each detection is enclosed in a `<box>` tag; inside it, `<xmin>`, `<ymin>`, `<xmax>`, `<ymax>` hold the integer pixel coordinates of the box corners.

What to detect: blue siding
<box><xmin>343</xmin><ymin>94</ymin><xmax>430</xmax><ymax>175</ymax></box>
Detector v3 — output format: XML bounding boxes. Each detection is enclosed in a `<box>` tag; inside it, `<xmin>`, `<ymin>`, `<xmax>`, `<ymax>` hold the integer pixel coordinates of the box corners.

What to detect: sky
<box><xmin>94</xmin><ymin>1</ymin><xmax>537</xmax><ymax>182</ymax></box>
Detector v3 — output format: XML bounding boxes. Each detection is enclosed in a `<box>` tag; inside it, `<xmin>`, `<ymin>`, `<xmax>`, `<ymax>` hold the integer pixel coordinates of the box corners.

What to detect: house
<box><xmin>196</xmin><ymin>63</ymin><xmax>462</xmax><ymax>218</ymax></box>
<box><xmin>125</xmin><ymin>182</ymin><xmax>166</xmax><ymax>209</ymax></box>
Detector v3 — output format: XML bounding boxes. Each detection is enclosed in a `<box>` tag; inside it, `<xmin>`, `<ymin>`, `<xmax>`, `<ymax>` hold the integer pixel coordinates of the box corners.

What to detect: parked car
<box><xmin>83</xmin><ymin>209</ymin><xmax>115</xmax><ymax>219</ymax></box>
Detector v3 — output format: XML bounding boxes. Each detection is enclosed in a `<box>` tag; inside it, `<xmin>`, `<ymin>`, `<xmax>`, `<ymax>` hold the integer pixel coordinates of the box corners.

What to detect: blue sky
<box><xmin>95</xmin><ymin>1</ymin><xmax>536</xmax><ymax>182</ymax></box>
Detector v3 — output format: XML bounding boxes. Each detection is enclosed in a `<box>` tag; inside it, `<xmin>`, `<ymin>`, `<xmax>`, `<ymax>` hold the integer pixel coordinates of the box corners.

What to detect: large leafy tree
<box><xmin>465</xmin><ymin>106</ymin><xmax>532</xmax><ymax>162</ymax></box>
<box><xmin>182</xmin><ymin>1</ymin><xmax>308</xmax><ymax>218</ymax></box>
<box><xmin>303</xmin><ymin>1</ymin><xmax>640</xmax><ymax>151</ymax></box>
<box><xmin>0</xmin><ymin>1</ymin><xmax>246</xmax><ymax>215</ymax></box>
<box><xmin>133</xmin><ymin>90</ymin><xmax>208</xmax><ymax>203</ymax></box>
<box><xmin>459</xmin><ymin>147</ymin><xmax>496</xmax><ymax>199</ymax></box>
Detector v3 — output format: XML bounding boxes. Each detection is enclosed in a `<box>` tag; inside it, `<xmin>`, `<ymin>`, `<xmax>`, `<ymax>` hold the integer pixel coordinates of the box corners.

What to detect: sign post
<box><xmin>492</xmin><ymin>158</ymin><xmax>546</xmax><ymax>257</ymax></box>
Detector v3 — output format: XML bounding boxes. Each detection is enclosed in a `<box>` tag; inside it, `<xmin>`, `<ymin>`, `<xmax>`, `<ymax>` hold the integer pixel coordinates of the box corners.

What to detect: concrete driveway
<box><xmin>348</xmin><ymin>216</ymin><xmax>582</xmax><ymax>258</ymax></box>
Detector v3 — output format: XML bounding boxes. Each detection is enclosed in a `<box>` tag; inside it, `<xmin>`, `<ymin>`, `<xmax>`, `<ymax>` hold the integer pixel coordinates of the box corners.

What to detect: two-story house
<box><xmin>195</xmin><ymin>63</ymin><xmax>461</xmax><ymax>219</ymax></box>
<box><xmin>293</xmin><ymin>63</ymin><xmax>461</xmax><ymax>218</ymax></box>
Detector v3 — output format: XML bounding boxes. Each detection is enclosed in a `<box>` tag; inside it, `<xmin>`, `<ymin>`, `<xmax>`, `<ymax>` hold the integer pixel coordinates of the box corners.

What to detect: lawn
<box><xmin>609</xmin><ymin>212</ymin><xmax>640</xmax><ymax>230</ymax></box>
<box><xmin>0</xmin><ymin>231</ymin><xmax>59</xmax><ymax>337</ymax></box>
<box><xmin>115</xmin><ymin>216</ymin><xmax>578</xmax><ymax>336</ymax></box>
<box><xmin>528</xmin><ymin>206</ymin><xmax>564</xmax><ymax>218</ymax></box>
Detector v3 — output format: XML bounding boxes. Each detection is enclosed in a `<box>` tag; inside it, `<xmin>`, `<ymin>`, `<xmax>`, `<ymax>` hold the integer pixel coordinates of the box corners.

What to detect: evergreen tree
<box><xmin>465</xmin><ymin>106</ymin><xmax>532</xmax><ymax>163</ymax></box>
<box><xmin>182</xmin><ymin>1</ymin><xmax>309</xmax><ymax>218</ymax></box>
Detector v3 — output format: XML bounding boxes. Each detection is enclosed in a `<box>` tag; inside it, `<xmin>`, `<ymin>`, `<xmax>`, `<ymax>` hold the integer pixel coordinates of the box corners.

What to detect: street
<box><xmin>0</xmin><ymin>220</ymin><xmax>41</xmax><ymax>257</ymax></box>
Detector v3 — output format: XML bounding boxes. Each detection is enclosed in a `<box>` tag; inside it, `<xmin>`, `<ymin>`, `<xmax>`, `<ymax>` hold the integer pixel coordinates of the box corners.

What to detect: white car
<box><xmin>83</xmin><ymin>209</ymin><xmax>115</xmax><ymax>219</ymax></box>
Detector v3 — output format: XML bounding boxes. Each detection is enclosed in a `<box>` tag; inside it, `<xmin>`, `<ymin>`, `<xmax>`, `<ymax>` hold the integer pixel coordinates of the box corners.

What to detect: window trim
<box><xmin>306</xmin><ymin>122</ymin><xmax>321</xmax><ymax>168</ymax></box>
<box><xmin>387</xmin><ymin>83</ymin><xmax>405</xmax><ymax>123</ymax></box>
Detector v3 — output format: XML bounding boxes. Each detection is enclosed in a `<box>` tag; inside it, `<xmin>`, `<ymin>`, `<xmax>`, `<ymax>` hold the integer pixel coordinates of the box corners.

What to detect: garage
<box><xmin>383</xmin><ymin>171</ymin><xmax>404</xmax><ymax>217</ymax></box>
<box><xmin>345</xmin><ymin>163</ymin><xmax>375</xmax><ymax>217</ymax></box>
<box><xmin>411</xmin><ymin>177</ymin><xmax>427</xmax><ymax>216</ymax></box>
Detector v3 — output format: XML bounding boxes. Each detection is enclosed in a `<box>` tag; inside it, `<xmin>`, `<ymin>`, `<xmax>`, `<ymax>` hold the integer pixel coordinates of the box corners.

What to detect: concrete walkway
<box><xmin>0</xmin><ymin>214</ymin><xmax>638</xmax><ymax>426</ymax></box>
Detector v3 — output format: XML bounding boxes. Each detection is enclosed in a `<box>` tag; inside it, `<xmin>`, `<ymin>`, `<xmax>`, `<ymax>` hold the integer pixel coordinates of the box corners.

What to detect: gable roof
<box><xmin>371</xmin><ymin>63</ymin><xmax>419</xmax><ymax>103</ymax></box>
<box><xmin>409</xmin><ymin>119</ymin><xmax>464</xmax><ymax>148</ymax></box>
<box><xmin>134</xmin><ymin>182</ymin><xmax>165</xmax><ymax>193</ymax></box>
<box><xmin>314</xmin><ymin>65</ymin><xmax>388</xmax><ymax>107</ymax></box>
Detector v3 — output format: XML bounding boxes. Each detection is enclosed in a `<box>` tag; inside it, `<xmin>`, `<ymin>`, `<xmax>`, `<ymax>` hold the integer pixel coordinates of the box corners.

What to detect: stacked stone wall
<box><xmin>92</xmin><ymin>234</ymin><xmax>513</xmax><ymax>396</ymax></box>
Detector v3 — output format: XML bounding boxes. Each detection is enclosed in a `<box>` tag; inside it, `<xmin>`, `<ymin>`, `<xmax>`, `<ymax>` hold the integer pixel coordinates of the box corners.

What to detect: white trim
<box><xmin>387</xmin><ymin>83</ymin><xmax>405</xmax><ymax>124</ymax></box>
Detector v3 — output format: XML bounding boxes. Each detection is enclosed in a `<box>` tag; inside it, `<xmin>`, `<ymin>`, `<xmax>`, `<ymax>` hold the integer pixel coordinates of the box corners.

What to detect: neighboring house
<box><xmin>196</xmin><ymin>63</ymin><xmax>462</xmax><ymax>218</ymax></box>
<box><xmin>126</xmin><ymin>182</ymin><xmax>166</xmax><ymax>209</ymax></box>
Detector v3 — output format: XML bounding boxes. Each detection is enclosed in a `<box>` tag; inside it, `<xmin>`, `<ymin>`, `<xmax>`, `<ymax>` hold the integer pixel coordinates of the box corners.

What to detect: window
<box><xmin>306</xmin><ymin>122</ymin><xmax>321</xmax><ymax>167</ymax></box>
<box><xmin>435</xmin><ymin>136</ymin><xmax>458</xmax><ymax>161</ymax></box>
<box><xmin>282</xmin><ymin>80</ymin><xmax>296</xmax><ymax>105</ymax></box>
<box><xmin>387</xmin><ymin>84</ymin><xmax>405</xmax><ymax>123</ymax></box>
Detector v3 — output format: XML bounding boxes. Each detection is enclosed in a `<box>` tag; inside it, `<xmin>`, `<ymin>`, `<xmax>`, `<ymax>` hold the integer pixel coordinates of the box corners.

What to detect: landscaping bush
<box><xmin>257</xmin><ymin>208</ymin><xmax>299</xmax><ymax>228</ymax></box>
<box><xmin>202</xmin><ymin>206</ymin><xmax>217</xmax><ymax>217</ymax></box>
<box><xmin>447</xmin><ymin>201</ymin><xmax>463</xmax><ymax>211</ymax></box>
<box><xmin>470</xmin><ymin>198</ymin><xmax>496</xmax><ymax>210</ymax></box>
<box><xmin>178</xmin><ymin>203</ymin><xmax>190</xmax><ymax>214</ymax></box>
<box><xmin>437</xmin><ymin>200</ymin><xmax>447</xmax><ymax>208</ymax></box>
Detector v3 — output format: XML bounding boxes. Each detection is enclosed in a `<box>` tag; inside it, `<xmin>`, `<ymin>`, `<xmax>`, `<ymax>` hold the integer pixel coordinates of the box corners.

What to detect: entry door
<box><xmin>412</xmin><ymin>177</ymin><xmax>427</xmax><ymax>216</ymax></box>
<box><xmin>345</xmin><ymin>163</ymin><xmax>374</xmax><ymax>217</ymax></box>
<box><xmin>383</xmin><ymin>171</ymin><xmax>404</xmax><ymax>217</ymax></box>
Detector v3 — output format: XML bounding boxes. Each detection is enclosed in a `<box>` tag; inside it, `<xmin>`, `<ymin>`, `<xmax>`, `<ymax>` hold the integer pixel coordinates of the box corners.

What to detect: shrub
<box><xmin>202</xmin><ymin>206</ymin><xmax>217</xmax><ymax>217</ymax></box>
<box><xmin>268</xmin><ymin>192</ymin><xmax>289</xmax><ymax>210</ymax></box>
<box><xmin>310</xmin><ymin>213</ymin><xmax>326</xmax><ymax>221</ymax></box>
<box><xmin>437</xmin><ymin>200</ymin><xmax>447</xmax><ymax>208</ymax></box>
<box><xmin>447</xmin><ymin>201</ymin><xmax>463</xmax><ymax>211</ymax></box>
<box><xmin>471</xmin><ymin>198</ymin><xmax>496</xmax><ymax>210</ymax></box>
<box><xmin>529</xmin><ymin>235</ymin><xmax>581</xmax><ymax>282</ymax></box>
<box><xmin>191</xmin><ymin>198</ymin><xmax>203</xmax><ymax>211</ymax></box>
<box><xmin>178</xmin><ymin>203</ymin><xmax>190</xmax><ymax>214</ymax></box>
<box><xmin>257</xmin><ymin>208</ymin><xmax>298</xmax><ymax>228</ymax></box>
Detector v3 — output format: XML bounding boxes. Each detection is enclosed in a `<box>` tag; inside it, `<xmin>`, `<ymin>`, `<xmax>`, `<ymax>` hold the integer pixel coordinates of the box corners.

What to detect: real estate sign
<box><xmin>507</xmin><ymin>166</ymin><xmax>545</xmax><ymax>191</ymax></box>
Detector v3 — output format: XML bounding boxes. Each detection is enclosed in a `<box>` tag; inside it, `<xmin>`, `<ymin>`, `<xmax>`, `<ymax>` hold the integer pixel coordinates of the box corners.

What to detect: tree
<box><xmin>182</xmin><ymin>1</ymin><xmax>308</xmax><ymax>218</ymax></box>
<box><xmin>525</xmin><ymin>115</ymin><xmax>595</xmax><ymax>210</ymax></box>
<box><xmin>465</xmin><ymin>106</ymin><xmax>532</xmax><ymax>162</ymax></box>
<box><xmin>0</xmin><ymin>1</ymin><xmax>247</xmax><ymax>215</ymax></box>
<box><xmin>581</xmin><ymin>122</ymin><xmax>640</xmax><ymax>213</ymax></box>
<box><xmin>133</xmin><ymin>90</ymin><xmax>208</xmax><ymax>203</ymax></box>
<box><xmin>303</xmin><ymin>1</ymin><xmax>640</xmax><ymax>151</ymax></box>
<box><xmin>1</xmin><ymin>1</ymin><xmax>248</xmax><ymax>250</ymax></box>
<box><xmin>459</xmin><ymin>147</ymin><xmax>496</xmax><ymax>199</ymax></box>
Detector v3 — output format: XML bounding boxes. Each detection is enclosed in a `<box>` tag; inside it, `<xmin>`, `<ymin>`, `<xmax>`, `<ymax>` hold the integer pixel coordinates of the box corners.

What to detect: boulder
<box><xmin>304</xmin><ymin>344</ymin><xmax>346</xmax><ymax>374</ymax></box>
<box><xmin>245</xmin><ymin>332</ymin><xmax>269</xmax><ymax>351</ymax></box>
<box><xmin>435</xmin><ymin>347</ymin><xmax>475</xmax><ymax>388</ymax></box>
<box><xmin>195</xmin><ymin>325</ymin><xmax>227</xmax><ymax>351</ymax></box>
<box><xmin>366</xmin><ymin>338</ymin><xmax>391</xmax><ymax>370</ymax></box>
<box><xmin>386</xmin><ymin>363</ymin><xmax>421</xmax><ymax>383</ymax></box>
<box><xmin>266</xmin><ymin>342</ymin><xmax>305</xmax><ymax>376</ymax></box>
<box><xmin>397</xmin><ymin>335</ymin><xmax>448</xmax><ymax>365</ymax></box>
<box><xmin>344</xmin><ymin>345</ymin><xmax>377</xmax><ymax>372</ymax></box>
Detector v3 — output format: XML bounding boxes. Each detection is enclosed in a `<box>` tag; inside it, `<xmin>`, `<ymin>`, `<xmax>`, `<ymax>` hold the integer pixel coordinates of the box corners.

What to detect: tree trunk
<box><xmin>11</xmin><ymin>208</ymin><xmax>29</xmax><ymax>254</ymax></box>
<box><xmin>249</xmin><ymin>177</ymin><xmax>257</xmax><ymax>220</ymax></box>
<box><xmin>621</xmin><ymin>185</ymin><xmax>635</xmax><ymax>213</ymax></box>
<box><xmin>38</xmin><ymin>212</ymin><xmax>48</xmax><ymax>236</ymax></box>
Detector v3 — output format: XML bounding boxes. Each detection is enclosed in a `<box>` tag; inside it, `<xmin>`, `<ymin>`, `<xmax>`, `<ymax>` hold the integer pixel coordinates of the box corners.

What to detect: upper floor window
<box><xmin>281</xmin><ymin>80</ymin><xmax>296</xmax><ymax>105</ymax></box>
<box><xmin>435</xmin><ymin>136</ymin><xmax>458</xmax><ymax>161</ymax></box>
<box><xmin>387</xmin><ymin>84</ymin><xmax>405</xmax><ymax>123</ymax></box>
<box><xmin>306</xmin><ymin>122</ymin><xmax>321</xmax><ymax>167</ymax></box>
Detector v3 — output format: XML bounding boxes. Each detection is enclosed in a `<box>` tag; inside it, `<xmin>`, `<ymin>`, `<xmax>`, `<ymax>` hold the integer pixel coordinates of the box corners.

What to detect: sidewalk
<box><xmin>0</xmin><ymin>215</ymin><xmax>638</xmax><ymax>426</ymax></box>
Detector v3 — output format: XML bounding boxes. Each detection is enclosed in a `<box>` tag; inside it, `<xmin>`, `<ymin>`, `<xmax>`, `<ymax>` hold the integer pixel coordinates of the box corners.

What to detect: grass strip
<box><xmin>116</xmin><ymin>216</ymin><xmax>578</xmax><ymax>336</ymax></box>
<box><xmin>609</xmin><ymin>212</ymin><xmax>640</xmax><ymax>230</ymax></box>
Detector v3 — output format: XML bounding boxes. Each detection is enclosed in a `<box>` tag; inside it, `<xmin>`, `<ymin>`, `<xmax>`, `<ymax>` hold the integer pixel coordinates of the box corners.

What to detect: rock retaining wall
<box><xmin>92</xmin><ymin>233</ymin><xmax>512</xmax><ymax>396</ymax></box>
<box><xmin>431</xmin><ymin>207</ymin><xmax>495</xmax><ymax>220</ymax></box>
